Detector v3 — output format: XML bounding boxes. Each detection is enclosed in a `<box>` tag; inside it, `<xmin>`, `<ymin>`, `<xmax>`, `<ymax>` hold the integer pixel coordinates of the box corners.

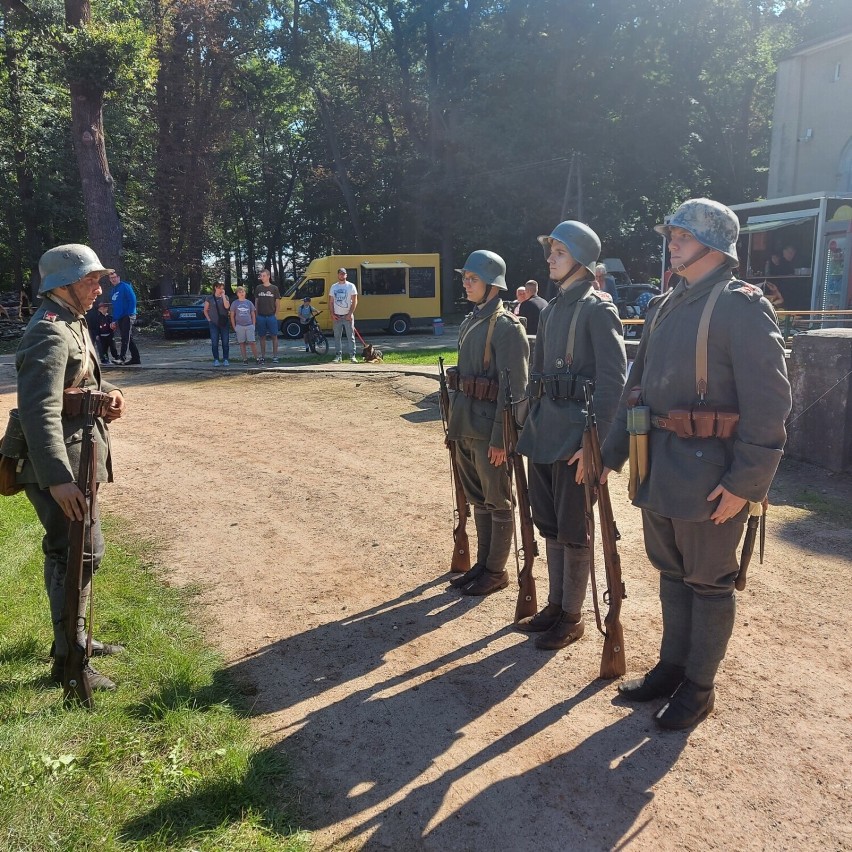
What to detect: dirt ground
<box><xmin>2</xmin><ymin>361</ymin><xmax>850</xmax><ymax>851</ymax></box>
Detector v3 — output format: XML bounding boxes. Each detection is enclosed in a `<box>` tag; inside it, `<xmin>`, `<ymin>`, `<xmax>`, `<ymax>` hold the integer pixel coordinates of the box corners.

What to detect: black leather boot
<box><xmin>618</xmin><ymin>661</ymin><xmax>685</xmax><ymax>702</ymax></box>
<box><xmin>655</xmin><ymin>678</ymin><xmax>715</xmax><ymax>730</ymax></box>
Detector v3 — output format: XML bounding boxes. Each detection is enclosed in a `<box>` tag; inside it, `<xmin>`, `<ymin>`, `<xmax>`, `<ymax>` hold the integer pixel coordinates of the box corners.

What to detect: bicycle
<box><xmin>303</xmin><ymin>310</ymin><xmax>329</xmax><ymax>355</ymax></box>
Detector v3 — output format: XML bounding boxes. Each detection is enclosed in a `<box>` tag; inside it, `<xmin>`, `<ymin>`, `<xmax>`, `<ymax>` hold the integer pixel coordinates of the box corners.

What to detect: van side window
<box><xmin>409</xmin><ymin>267</ymin><xmax>436</xmax><ymax>298</ymax></box>
<box><xmin>362</xmin><ymin>267</ymin><xmax>406</xmax><ymax>296</ymax></box>
<box><xmin>298</xmin><ymin>278</ymin><xmax>325</xmax><ymax>299</ymax></box>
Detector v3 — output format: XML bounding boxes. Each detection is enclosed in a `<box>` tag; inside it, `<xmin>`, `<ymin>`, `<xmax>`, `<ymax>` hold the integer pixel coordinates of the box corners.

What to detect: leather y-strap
<box><xmin>565</xmin><ymin>288</ymin><xmax>594</xmax><ymax>367</ymax></box>
<box><xmin>695</xmin><ymin>279</ymin><xmax>728</xmax><ymax>402</ymax></box>
<box><xmin>482</xmin><ymin>308</ymin><xmax>501</xmax><ymax>372</ymax></box>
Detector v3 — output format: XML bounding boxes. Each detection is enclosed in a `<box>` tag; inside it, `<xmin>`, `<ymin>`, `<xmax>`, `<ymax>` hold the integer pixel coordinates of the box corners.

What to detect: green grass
<box><xmin>0</xmin><ymin>496</ymin><xmax>310</xmax><ymax>852</ymax></box>
<box><xmin>256</xmin><ymin>346</ymin><xmax>457</xmax><ymax>367</ymax></box>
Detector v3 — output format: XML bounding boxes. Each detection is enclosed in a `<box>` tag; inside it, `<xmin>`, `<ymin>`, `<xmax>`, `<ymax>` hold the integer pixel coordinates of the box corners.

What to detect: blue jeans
<box><xmin>209</xmin><ymin>322</ymin><xmax>230</xmax><ymax>360</ymax></box>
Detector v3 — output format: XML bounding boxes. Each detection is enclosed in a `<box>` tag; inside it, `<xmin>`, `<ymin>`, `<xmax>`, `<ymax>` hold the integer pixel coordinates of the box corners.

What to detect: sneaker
<box><xmin>257</xmin><ymin>357</ymin><xmax>265</xmax><ymax>364</ymax></box>
<box><xmin>213</xmin><ymin>359</ymin><xmax>220</xmax><ymax>366</ymax></box>
<box><xmin>109</xmin><ymin>357</ymin><xmax>122</xmax><ymax>365</ymax></box>
<box><xmin>350</xmin><ymin>356</ymin><xmax>358</xmax><ymax>363</ymax></box>
<box><xmin>333</xmin><ymin>355</ymin><xmax>342</xmax><ymax>363</ymax></box>
<box><xmin>222</xmin><ymin>359</ymin><xmax>230</xmax><ymax>366</ymax></box>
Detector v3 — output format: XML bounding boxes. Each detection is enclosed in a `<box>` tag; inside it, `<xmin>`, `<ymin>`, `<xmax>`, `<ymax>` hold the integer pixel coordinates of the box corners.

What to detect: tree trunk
<box><xmin>65</xmin><ymin>0</ymin><xmax>123</xmax><ymax>272</ymax></box>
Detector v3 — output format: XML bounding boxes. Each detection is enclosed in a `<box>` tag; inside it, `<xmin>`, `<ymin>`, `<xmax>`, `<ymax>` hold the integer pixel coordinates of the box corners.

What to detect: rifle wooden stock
<box><xmin>502</xmin><ymin>372</ymin><xmax>538</xmax><ymax>622</ymax></box>
<box><xmin>438</xmin><ymin>358</ymin><xmax>471</xmax><ymax>574</ymax></box>
<box><xmin>582</xmin><ymin>384</ymin><xmax>627</xmax><ymax>680</ymax></box>
<box><xmin>62</xmin><ymin>391</ymin><xmax>98</xmax><ymax>709</ymax></box>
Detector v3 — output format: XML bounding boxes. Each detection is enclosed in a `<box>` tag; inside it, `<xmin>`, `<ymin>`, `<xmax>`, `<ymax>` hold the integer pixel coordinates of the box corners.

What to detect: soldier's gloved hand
<box><xmin>50</xmin><ymin>482</ymin><xmax>87</xmax><ymax>521</ymax></box>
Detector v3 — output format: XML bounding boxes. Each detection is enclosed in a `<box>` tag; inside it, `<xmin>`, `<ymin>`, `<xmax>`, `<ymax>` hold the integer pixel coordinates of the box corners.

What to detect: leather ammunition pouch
<box><xmin>62</xmin><ymin>388</ymin><xmax>113</xmax><ymax>418</ymax></box>
<box><xmin>448</xmin><ymin>368</ymin><xmax>500</xmax><ymax>402</ymax></box>
<box><xmin>651</xmin><ymin>408</ymin><xmax>739</xmax><ymax>440</ymax></box>
<box><xmin>529</xmin><ymin>372</ymin><xmax>594</xmax><ymax>402</ymax></box>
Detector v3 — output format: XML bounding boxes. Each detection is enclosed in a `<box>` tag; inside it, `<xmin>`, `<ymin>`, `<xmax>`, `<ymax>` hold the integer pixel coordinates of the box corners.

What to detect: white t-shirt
<box><xmin>329</xmin><ymin>281</ymin><xmax>357</xmax><ymax>316</ymax></box>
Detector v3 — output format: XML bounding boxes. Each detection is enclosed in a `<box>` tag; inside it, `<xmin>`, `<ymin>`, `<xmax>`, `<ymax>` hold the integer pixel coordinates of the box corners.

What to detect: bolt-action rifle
<box><xmin>502</xmin><ymin>371</ymin><xmax>538</xmax><ymax>622</ymax></box>
<box><xmin>438</xmin><ymin>358</ymin><xmax>471</xmax><ymax>574</ymax></box>
<box><xmin>62</xmin><ymin>389</ymin><xmax>100</xmax><ymax>709</ymax></box>
<box><xmin>581</xmin><ymin>381</ymin><xmax>627</xmax><ymax>680</ymax></box>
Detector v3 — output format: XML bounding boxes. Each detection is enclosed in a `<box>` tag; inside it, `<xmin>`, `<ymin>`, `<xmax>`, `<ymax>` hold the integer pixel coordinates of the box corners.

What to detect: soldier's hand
<box><xmin>104</xmin><ymin>390</ymin><xmax>126</xmax><ymax>422</ymax></box>
<box><xmin>600</xmin><ymin>467</ymin><xmax>612</xmax><ymax>485</ymax></box>
<box><xmin>488</xmin><ymin>446</ymin><xmax>506</xmax><ymax>467</ymax></box>
<box><xmin>50</xmin><ymin>482</ymin><xmax>87</xmax><ymax>521</ymax></box>
<box><xmin>707</xmin><ymin>484</ymin><xmax>747</xmax><ymax>524</ymax></box>
<box><xmin>568</xmin><ymin>449</ymin><xmax>584</xmax><ymax>484</ymax></box>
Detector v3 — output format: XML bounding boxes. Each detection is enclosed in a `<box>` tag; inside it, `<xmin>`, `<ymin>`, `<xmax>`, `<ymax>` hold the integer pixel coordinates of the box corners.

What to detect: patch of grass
<box><xmin>377</xmin><ymin>347</ymin><xmax>457</xmax><ymax>366</ymax></box>
<box><xmin>787</xmin><ymin>488</ymin><xmax>852</xmax><ymax>526</ymax></box>
<box><xmin>0</xmin><ymin>495</ymin><xmax>309</xmax><ymax>852</ymax></box>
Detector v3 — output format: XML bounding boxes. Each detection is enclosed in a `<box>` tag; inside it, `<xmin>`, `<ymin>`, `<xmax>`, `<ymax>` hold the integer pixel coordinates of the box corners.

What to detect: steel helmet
<box><xmin>455</xmin><ymin>250</ymin><xmax>507</xmax><ymax>290</ymax></box>
<box><xmin>654</xmin><ymin>198</ymin><xmax>739</xmax><ymax>265</ymax></box>
<box><xmin>38</xmin><ymin>244</ymin><xmax>113</xmax><ymax>295</ymax></box>
<box><xmin>537</xmin><ymin>221</ymin><xmax>601</xmax><ymax>274</ymax></box>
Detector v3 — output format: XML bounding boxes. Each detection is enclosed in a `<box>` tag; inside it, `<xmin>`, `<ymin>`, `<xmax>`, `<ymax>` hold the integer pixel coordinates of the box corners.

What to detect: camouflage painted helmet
<box><xmin>455</xmin><ymin>250</ymin><xmax>507</xmax><ymax>291</ymax></box>
<box><xmin>537</xmin><ymin>221</ymin><xmax>601</xmax><ymax>274</ymax></box>
<box><xmin>654</xmin><ymin>198</ymin><xmax>739</xmax><ymax>264</ymax></box>
<box><xmin>38</xmin><ymin>244</ymin><xmax>113</xmax><ymax>295</ymax></box>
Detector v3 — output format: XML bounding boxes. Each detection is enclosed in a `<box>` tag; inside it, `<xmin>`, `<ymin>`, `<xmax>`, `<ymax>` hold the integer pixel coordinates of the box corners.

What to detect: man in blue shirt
<box><xmin>108</xmin><ymin>271</ymin><xmax>140</xmax><ymax>364</ymax></box>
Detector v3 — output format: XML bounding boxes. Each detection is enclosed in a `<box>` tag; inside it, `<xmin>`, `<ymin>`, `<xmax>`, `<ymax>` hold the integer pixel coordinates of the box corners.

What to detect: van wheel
<box><xmin>388</xmin><ymin>314</ymin><xmax>411</xmax><ymax>335</ymax></box>
<box><xmin>282</xmin><ymin>318</ymin><xmax>303</xmax><ymax>339</ymax></box>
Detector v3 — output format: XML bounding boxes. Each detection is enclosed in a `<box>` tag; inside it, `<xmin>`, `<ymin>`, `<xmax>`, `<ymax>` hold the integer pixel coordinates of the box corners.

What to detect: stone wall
<box><xmin>786</xmin><ymin>329</ymin><xmax>852</xmax><ymax>472</ymax></box>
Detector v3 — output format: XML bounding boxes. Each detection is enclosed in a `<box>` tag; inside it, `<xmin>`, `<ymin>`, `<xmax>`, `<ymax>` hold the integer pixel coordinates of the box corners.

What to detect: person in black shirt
<box><xmin>517</xmin><ymin>279</ymin><xmax>548</xmax><ymax>336</ymax></box>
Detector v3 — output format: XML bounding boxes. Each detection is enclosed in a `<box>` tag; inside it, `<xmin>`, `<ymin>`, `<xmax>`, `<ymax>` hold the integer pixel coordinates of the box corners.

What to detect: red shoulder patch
<box><xmin>732</xmin><ymin>282</ymin><xmax>764</xmax><ymax>301</ymax></box>
<box><xmin>43</xmin><ymin>312</ymin><xmax>58</xmax><ymax>322</ymax></box>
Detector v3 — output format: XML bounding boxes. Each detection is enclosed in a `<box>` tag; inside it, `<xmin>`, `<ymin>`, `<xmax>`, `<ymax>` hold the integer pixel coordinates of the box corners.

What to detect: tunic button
<box><xmin>695</xmin><ymin>450</ymin><xmax>703</xmax><ymax>458</ymax></box>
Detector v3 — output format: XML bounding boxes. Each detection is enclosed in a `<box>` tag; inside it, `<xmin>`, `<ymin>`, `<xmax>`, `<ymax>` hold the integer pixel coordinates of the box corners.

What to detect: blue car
<box><xmin>162</xmin><ymin>295</ymin><xmax>210</xmax><ymax>338</ymax></box>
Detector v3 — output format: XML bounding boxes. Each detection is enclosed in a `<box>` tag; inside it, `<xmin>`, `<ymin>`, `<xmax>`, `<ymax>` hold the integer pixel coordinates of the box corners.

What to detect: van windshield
<box><xmin>283</xmin><ymin>276</ymin><xmax>304</xmax><ymax>298</ymax></box>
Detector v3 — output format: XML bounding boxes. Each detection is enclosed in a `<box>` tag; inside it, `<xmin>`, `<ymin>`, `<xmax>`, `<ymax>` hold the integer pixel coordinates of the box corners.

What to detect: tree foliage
<box><xmin>0</xmin><ymin>0</ymin><xmax>845</xmax><ymax>299</ymax></box>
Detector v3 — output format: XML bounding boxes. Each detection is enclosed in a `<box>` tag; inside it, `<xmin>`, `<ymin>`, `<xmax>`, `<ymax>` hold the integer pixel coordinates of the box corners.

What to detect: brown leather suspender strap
<box><xmin>482</xmin><ymin>309</ymin><xmax>501</xmax><ymax>372</ymax></box>
<box><xmin>564</xmin><ymin>289</ymin><xmax>593</xmax><ymax>367</ymax></box>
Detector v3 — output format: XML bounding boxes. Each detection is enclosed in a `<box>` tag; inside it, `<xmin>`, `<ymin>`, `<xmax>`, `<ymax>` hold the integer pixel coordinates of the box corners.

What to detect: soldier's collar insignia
<box><xmin>43</xmin><ymin>312</ymin><xmax>58</xmax><ymax>322</ymax></box>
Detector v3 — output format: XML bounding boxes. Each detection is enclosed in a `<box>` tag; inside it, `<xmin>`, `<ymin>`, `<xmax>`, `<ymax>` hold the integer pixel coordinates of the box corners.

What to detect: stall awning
<box><xmin>740</xmin><ymin>216</ymin><xmax>814</xmax><ymax>234</ymax></box>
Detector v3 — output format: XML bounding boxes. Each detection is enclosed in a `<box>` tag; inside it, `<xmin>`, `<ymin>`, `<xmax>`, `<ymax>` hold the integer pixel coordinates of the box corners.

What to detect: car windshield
<box><xmin>170</xmin><ymin>296</ymin><xmax>206</xmax><ymax>307</ymax></box>
<box><xmin>283</xmin><ymin>276</ymin><xmax>305</xmax><ymax>298</ymax></box>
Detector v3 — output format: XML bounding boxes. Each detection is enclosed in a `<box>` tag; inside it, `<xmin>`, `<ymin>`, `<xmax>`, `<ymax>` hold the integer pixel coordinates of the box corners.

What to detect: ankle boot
<box><xmin>450</xmin><ymin>562</ymin><xmax>486</xmax><ymax>589</ymax></box>
<box><xmin>655</xmin><ymin>678</ymin><xmax>715</xmax><ymax>730</ymax></box>
<box><xmin>618</xmin><ymin>660</ymin><xmax>685</xmax><ymax>702</ymax></box>
<box><xmin>516</xmin><ymin>602</ymin><xmax>562</xmax><ymax>633</ymax></box>
<box><xmin>461</xmin><ymin>570</ymin><xmax>509</xmax><ymax>596</ymax></box>
<box><xmin>50</xmin><ymin>657</ymin><xmax>117</xmax><ymax>691</ymax></box>
<box><xmin>535</xmin><ymin>611</ymin><xmax>585</xmax><ymax>649</ymax></box>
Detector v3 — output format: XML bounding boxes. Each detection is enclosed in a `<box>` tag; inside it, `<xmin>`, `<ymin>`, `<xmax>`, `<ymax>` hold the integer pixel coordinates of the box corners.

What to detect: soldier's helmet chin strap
<box><xmin>671</xmin><ymin>244</ymin><xmax>711</xmax><ymax>276</ymax></box>
<box><xmin>554</xmin><ymin>262</ymin><xmax>584</xmax><ymax>288</ymax></box>
<box><xmin>476</xmin><ymin>285</ymin><xmax>499</xmax><ymax>307</ymax></box>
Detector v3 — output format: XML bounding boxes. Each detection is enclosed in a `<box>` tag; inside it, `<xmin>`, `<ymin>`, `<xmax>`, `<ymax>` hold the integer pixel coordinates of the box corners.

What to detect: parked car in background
<box><xmin>162</xmin><ymin>295</ymin><xmax>209</xmax><ymax>338</ymax></box>
<box><xmin>616</xmin><ymin>283</ymin><xmax>661</xmax><ymax>338</ymax></box>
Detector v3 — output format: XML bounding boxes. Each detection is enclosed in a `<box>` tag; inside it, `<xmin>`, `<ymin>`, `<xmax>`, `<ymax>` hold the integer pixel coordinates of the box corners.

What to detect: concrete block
<box><xmin>786</xmin><ymin>329</ymin><xmax>852</xmax><ymax>472</ymax></box>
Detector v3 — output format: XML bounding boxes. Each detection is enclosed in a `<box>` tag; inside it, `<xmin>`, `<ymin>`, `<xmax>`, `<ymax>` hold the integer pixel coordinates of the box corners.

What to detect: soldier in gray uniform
<box><xmin>13</xmin><ymin>245</ymin><xmax>127</xmax><ymax>691</ymax></box>
<box><xmin>447</xmin><ymin>251</ymin><xmax>529</xmax><ymax>597</ymax></box>
<box><xmin>600</xmin><ymin>199</ymin><xmax>791</xmax><ymax>729</ymax></box>
<box><xmin>515</xmin><ymin>222</ymin><xmax>627</xmax><ymax>649</ymax></box>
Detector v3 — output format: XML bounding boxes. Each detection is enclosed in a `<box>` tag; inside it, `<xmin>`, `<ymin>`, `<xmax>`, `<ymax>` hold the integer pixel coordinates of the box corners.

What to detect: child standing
<box><xmin>95</xmin><ymin>301</ymin><xmax>119</xmax><ymax>364</ymax></box>
<box><xmin>298</xmin><ymin>297</ymin><xmax>318</xmax><ymax>352</ymax></box>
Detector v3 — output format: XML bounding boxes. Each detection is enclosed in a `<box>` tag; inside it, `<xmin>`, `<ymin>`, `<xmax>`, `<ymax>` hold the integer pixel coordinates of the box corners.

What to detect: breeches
<box><xmin>453</xmin><ymin>436</ymin><xmax>512</xmax><ymax>511</ymax></box>
<box><xmin>528</xmin><ymin>459</ymin><xmax>588</xmax><ymax>547</ymax></box>
<box><xmin>641</xmin><ymin>508</ymin><xmax>746</xmax><ymax>596</ymax></box>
